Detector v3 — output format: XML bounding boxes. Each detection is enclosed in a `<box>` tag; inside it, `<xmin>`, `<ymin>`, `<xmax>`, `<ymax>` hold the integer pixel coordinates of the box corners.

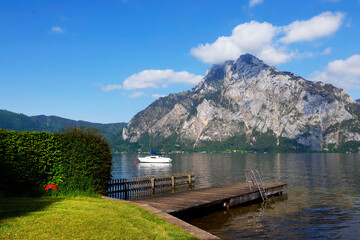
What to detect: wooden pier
<box><xmin>105</xmin><ymin>177</ymin><xmax>287</xmax><ymax>240</ymax></box>
<box><xmin>134</xmin><ymin>181</ymin><xmax>287</xmax><ymax>218</ymax></box>
<box><xmin>107</xmin><ymin>173</ymin><xmax>286</xmax><ymax>219</ymax></box>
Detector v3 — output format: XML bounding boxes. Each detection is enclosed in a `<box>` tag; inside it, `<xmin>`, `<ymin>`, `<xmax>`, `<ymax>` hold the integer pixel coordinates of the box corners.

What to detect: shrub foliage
<box><xmin>0</xmin><ymin>126</ymin><xmax>112</xmax><ymax>196</ymax></box>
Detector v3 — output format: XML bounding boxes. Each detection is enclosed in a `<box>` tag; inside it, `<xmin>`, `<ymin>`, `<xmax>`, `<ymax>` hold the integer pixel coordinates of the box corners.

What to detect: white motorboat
<box><xmin>137</xmin><ymin>155</ymin><xmax>172</xmax><ymax>163</ymax></box>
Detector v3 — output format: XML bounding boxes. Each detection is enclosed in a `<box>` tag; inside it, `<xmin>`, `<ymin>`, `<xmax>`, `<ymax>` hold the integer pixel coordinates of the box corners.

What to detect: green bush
<box><xmin>0</xmin><ymin>130</ymin><xmax>61</xmax><ymax>196</ymax></box>
<box><xmin>55</xmin><ymin>126</ymin><xmax>112</xmax><ymax>195</ymax></box>
<box><xmin>0</xmin><ymin>126</ymin><xmax>112</xmax><ymax>196</ymax></box>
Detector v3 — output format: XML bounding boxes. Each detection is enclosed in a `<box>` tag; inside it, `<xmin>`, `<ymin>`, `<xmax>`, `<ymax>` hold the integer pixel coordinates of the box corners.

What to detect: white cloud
<box><xmin>50</xmin><ymin>26</ymin><xmax>64</xmax><ymax>33</ymax></box>
<box><xmin>310</xmin><ymin>54</ymin><xmax>360</xmax><ymax>90</ymax></box>
<box><xmin>322</xmin><ymin>47</ymin><xmax>332</xmax><ymax>55</ymax></box>
<box><xmin>102</xmin><ymin>69</ymin><xmax>203</xmax><ymax>91</ymax></box>
<box><xmin>191</xmin><ymin>11</ymin><xmax>344</xmax><ymax>65</ymax></box>
<box><xmin>280</xmin><ymin>12</ymin><xmax>344</xmax><ymax>44</ymax></box>
<box><xmin>191</xmin><ymin>21</ymin><xmax>283</xmax><ymax>64</ymax></box>
<box><xmin>123</xmin><ymin>69</ymin><xmax>202</xmax><ymax>90</ymax></box>
<box><xmin>152</xmin><ymin>94</ymin><xmax>166</xmax><ymax>99</ymax></box>
<box><xmin>249</xmin><ymin>0</ymin><xmax>263</xmax><ymax>7</ymax></box>
<box><xmin>258</xmin><ymin>45</ymin><xmax>294</xmax><ymax>65</ymax></box>
<box><xmin>129</xmin><ymin>92</ymin><xmax>147</xmax><ymax>98</ymax></box>
<box><xmin>102</xmin><ymin>84</ymin><xmax>122</xmax><ymax>91</ymax></box>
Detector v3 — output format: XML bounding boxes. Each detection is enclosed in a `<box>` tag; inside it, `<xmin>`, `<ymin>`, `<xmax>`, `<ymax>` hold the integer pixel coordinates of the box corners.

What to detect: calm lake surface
<box><xmin>112</xmin><ymin>153</ymin><xmax>360</xmax><ymax>239</ymax></box>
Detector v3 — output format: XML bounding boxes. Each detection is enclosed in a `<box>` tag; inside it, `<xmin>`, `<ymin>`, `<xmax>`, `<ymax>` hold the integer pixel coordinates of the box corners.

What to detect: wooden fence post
<box><xmin>150</xmin><ymin>177</ymin><xmax>155</xmax><ymax>195</ymax></box>
<box><xmin>124</xmin><ymin>179</ymin><xmax>128</xmax><ymax>200</ymax></box>
<box><xmin>171</xmin><ymin>175</ymin><xmax>175</xmax><ymax>189</ymax></box>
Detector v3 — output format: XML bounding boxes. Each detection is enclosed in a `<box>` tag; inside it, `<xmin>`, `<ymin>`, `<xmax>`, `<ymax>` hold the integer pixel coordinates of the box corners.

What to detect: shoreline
<box><xmin>102</xmin><ymin>196</ymin><xmax>219</xmax><ymax>240</ymax></box>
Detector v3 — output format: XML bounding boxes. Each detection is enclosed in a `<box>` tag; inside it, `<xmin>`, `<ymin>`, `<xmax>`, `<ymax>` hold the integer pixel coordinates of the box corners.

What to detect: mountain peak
<box><xmin>235</xmin><ymin>53</ymin><xmax>265</xmax><ymax>66</ymax></box>
<box><xmin>195</xmin><ymin>53</ymin><xmax>272</xmax><ymax>92</ymax></box>
<box><xmin>234</xmin><ymin>53</ymin><xmax>271</xmax><ymax>76</ymax></box>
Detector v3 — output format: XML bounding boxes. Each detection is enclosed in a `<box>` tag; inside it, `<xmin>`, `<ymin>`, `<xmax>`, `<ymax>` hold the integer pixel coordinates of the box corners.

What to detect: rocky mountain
<box><xmin>123</xmin><ymin>54</ymin><xmax>360</xmax><ymax>152</ymax></box>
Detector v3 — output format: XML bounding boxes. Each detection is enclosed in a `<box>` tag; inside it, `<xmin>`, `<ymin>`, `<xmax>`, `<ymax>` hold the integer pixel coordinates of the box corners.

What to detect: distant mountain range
<box><xmin>0</xmin><ymin>109</ymin><xmax>128</xmax><ymax>152</ymax></box>
<box><xmin>123</xmin><ymin>54</ymin><xmax>360</xmax><ymax>152</ymax></box>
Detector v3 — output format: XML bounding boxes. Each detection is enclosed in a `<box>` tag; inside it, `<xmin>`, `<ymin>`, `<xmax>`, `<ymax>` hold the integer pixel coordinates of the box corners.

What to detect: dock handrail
<box><xmin>245</xmin><ymin>169</ymin><xmax>268</xmax><ymax>201</ymax></box>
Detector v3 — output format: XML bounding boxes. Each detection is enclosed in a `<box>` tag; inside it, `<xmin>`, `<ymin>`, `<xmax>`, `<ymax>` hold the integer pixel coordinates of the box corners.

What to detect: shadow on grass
<box><xmin>0</xmin><ymin>197</ymin><xmax>64</xmax><ymax>222</ymax></box>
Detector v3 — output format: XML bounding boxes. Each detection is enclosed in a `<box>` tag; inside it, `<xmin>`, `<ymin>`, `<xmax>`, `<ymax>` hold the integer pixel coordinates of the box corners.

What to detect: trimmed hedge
<box><xmin>56</xmin><ymin>126</ymin><xmax>112</xmax><ymax>196</ymax></box>
<box><xmin>0</xmin><ymin>126</ymin><xmax>112</xmax><ymax>196</ymax></box>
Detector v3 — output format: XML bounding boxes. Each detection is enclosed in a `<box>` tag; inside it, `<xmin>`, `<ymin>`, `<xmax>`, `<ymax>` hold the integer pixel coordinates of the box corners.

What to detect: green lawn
<box><xmin>0</xmin><ymin>196</ymin><xmax>198</xmax><ymax>240</ymax></box>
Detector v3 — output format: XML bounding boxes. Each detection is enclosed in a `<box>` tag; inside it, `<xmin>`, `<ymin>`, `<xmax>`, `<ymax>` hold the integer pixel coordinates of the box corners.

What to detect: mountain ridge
<box><xmin>0</xmin><ymin>109</ymin><xmax>128</xmax><ymax>152</ymax></box>
<box><xmin>0</xmin><ymin>109</ymin><xmax>126</xmax><ymax>132</ymax></box>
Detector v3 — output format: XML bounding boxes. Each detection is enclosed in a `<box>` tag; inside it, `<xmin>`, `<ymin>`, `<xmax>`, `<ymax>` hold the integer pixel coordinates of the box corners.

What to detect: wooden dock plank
<box><xmin>135</xmin><ymin>182</ymin><xmax>286</xmax><ymax>214</ymax></box>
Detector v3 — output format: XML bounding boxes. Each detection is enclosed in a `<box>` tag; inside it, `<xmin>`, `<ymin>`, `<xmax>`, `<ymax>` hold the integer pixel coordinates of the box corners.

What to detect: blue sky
<box><xmin>1</xmin><ymin>0</ymin><xmax>360</xmax><ymax>123</ymax></box>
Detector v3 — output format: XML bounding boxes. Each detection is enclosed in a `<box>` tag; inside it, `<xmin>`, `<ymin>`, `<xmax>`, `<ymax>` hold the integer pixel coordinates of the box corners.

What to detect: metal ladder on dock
<box><xmin>245</xmin><ymin>169</ymin><xmax>268</xmax><ymax>201</ymax></box>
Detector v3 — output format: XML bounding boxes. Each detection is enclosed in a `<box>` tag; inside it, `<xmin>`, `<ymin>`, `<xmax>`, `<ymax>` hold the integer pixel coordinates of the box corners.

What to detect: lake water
<box><xmin>112</xmin><ymin>153</ymin><xmax>360</xmax><ymax>239</ymax></box>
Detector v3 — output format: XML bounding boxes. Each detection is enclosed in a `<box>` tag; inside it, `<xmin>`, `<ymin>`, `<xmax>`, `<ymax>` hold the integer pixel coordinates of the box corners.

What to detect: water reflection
<box><xmin>111</xmin><ymin>153</ymin><xmax>360</xmax><ymax>239</ymax></box>
<box><xmin>136</xmin><ymin>163</ymin><xmax>172</xmax><ymax>176</ymax></box>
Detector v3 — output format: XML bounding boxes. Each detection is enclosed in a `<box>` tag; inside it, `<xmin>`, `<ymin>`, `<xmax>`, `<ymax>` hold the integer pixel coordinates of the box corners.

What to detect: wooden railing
<box><xmin>107</xmin><ymin>173</ymin><xmax>195</xmax><ymax>200</ymax></box>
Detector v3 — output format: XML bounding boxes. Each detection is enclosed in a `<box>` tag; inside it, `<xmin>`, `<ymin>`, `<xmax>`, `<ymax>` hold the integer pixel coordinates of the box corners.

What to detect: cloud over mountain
<box><xmin>311</xmin><ymin>54</ymin><xmax>360</xmax><ymax>90</ymax></box>
<box><xmin>191</xmin><ymin>11</ymin><xmax>344</xmax><ymax>65</ymax></box>
<box><xmin>191</xmin><ymin>21</ymin><xmax>280</xmax><ymax>64</ymax></box>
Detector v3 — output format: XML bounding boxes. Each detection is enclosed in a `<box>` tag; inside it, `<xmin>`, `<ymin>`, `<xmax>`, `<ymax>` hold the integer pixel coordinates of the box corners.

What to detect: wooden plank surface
<box><xmin>135</xmin><ymin>182</ymin><xmax>287</xmax><ymax>214</ymax></box>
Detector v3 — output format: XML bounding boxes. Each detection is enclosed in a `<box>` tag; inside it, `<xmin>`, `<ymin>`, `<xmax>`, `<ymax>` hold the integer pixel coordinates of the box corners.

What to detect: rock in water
<box><xmin>123</xmin><ymin>54</ymin><xmax>360</xmax><ymax>151</ymax></box>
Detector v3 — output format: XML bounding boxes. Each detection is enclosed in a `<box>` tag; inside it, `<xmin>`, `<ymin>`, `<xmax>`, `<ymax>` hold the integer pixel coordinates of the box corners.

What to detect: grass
<box><xmin>0</xmin><ymin>196</ymin><xmax>198</xmax><ymax>240</ymax></box>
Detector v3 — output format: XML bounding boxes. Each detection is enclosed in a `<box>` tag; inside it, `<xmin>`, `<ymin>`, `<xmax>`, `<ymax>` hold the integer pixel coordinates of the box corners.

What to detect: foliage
<box><xmin>325</xmin><ymin>141</ymin><xmax>360</xmax><ymax>153</ymax></box>
<box><xmin>0</xmin><ymin>109</ymin><xmax>126</xmax><ymax>152</ymax></box>
<box><xmin>0</xmin><ymin>129</ymin><xmax>62</xmax><ymax>196</ymax></box>
<box><xmin>133</xmin><ymin>129</ymin><xmax>311</xmax><ymax>153</ymax></box>
<box><xmin>335</xmin><ymin>141</ymin><xmax>360</xmax><ymax>153</ymax></box>
<box><xmin>0</xmin><ymin>127</ymin><xmax>112</xmax><ymax>196</ymax></box>
<box><xmin>196</xmin><ymin>135</ymin><xmax>248</xmax><ymax>153</ymax></box>
<box><xmin>194</xmin><ymin>130</ymin><xmax>309</xmax><ymax>153</ymax></box>
<box><xmin>137</xmin><ymin>132</ymin><xmax>197</xmax><ymax>153</ymax></box>
<box><xmin>109</xmin><ymin>131</ymin><xmax>140</xmax><ymax>153</ymax></box>
<box><xmin>0</xmin><ymin>196</ymin><xmax>198</xmax><ymax>240</ymax></box>
<box><xmin>250</xmin><ymin>130</ymin><xmax>278</xmax><ymax>152</ymax></box>
<box><xmin>324</xmin><ymin>118</ymin><xmax>360</xmax><ymax>153</ymax></box>
<box><xmin>55</xmin><ymin>126</ymin><xmax>112</xmax><ymax>195</ymax></box>
<box><xmin>277</xmin><ymin>137</ymin><xmax>309</xmax><ymax>152</ymax></box>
